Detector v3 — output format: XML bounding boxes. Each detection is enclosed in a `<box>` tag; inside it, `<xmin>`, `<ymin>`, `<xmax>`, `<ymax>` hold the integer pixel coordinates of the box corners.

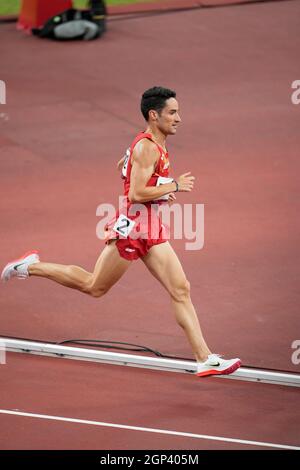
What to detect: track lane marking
<box><xmin>0</xmin><ymin>409</ymin><xmax>299</xmax><ymax>450</ymax></box>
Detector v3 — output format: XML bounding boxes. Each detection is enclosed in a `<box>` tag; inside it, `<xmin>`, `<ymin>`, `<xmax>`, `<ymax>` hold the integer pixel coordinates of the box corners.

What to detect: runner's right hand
<box><xmin>176</xmin><ymin>172</ymin><xmax>195</xmax><ymax>192</ymax></box>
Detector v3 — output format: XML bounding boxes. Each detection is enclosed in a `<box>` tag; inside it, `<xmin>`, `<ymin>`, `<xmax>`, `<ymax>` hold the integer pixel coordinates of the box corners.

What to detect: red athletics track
<box><xmin>0</xmin><ymin>0</ymin><xmax>300</xmax><ymax>449</ymax></box>
<box><xmin>0</xmin><ymin>352</ymin><xmax>300</xmax><ymax>450</ymax></box>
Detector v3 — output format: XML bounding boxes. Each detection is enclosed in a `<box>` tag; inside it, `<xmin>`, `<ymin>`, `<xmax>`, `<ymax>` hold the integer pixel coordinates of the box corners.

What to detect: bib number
<box><xmin>113</xmin><ymin>214</ymin><xmax>135</xmax><ymax>237</ymax></box>
<box><xmin>121</xmin><ymin>148</ymin><xmax>131</xmax><ymax>178</ymax></box>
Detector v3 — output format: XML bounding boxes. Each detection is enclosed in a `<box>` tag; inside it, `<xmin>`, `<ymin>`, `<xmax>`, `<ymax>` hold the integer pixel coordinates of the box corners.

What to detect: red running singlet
<box><xmin>104</xmin><ymin>132</ymin><xmax>173</xmax><ymax>260</ymax></box>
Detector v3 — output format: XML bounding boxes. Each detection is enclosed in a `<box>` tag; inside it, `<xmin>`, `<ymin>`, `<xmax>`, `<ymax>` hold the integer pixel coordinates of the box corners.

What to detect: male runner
<box><xmin>1</xmin><ymin>86</ymin><xmax>241</xmax><ymax>377</ymax></box>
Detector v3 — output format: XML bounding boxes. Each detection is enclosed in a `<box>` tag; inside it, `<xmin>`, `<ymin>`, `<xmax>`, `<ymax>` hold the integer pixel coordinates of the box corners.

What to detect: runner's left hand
<box><xmin>168</xmin><ymin>193</ymin><xmax>176</xmax><ymax>205</ymax></box>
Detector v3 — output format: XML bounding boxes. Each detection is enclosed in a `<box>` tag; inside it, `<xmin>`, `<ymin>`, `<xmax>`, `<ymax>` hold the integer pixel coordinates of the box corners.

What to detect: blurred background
<box><xmin>1</xmin><ymin>0</ymin><xmax>299</xmax><ymax>373</ymax></box>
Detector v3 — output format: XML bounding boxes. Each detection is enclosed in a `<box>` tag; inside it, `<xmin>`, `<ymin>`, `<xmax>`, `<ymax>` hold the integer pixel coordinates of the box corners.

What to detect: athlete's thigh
<box><xmin>141</xmin><ymin>242</ymin><xmax>187</xmax><ymax>292</ymax></box>
<box><xmin>91</xmin><ymin>240</ymin><xmax>132</xmax><ymax>291</ymax></box>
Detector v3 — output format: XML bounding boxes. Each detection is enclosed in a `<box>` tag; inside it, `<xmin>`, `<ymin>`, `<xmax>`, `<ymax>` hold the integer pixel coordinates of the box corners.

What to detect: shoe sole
<box><xmin>1</xmin><ymin>250</ymin><xmax>39</xmax><ymax>282</ymax></box>
<box><xmin>196</xmin><ymin>360</ymin><xmax>241</xmax><ymax>377</ymax></box>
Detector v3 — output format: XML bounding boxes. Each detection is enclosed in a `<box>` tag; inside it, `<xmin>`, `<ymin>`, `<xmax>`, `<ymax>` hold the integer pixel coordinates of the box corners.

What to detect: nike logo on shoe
<box><xmin>13</xmin><ymin>263</ymin><xmax>24</xmax><ymax>271</ymax></box>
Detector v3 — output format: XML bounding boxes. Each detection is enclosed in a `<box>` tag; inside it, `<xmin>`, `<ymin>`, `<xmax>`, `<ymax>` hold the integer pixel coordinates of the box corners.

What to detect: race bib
<box><xmin>113</xmin><ymin>214</ymin><xmax>135</xmax><ymax>237</ymax></box>
<box><xmin>121</xmin><ymin>148</ymin><xmax>131</xmax><ymax>178</ymax></box>
<box><xmin>155</xmin><ymin>176</ymin><xmax>174</xmax><ymax>201</ymax></box>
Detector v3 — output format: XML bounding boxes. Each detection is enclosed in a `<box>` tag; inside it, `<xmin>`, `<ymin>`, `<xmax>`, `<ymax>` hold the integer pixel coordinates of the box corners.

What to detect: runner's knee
<box><xmin>170</xmin><ymin>279</ymin><xmax>190</xmax><ymax>302</ymax></box>
<box><xmin>86</xmin><ymin>280</ymin><xmax>109</xmax><ymax>298</ymax></box>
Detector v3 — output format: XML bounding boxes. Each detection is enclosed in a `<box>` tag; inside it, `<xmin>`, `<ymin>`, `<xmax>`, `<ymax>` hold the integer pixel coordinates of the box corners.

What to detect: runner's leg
<box><xmin>142</xmin><ymin>242</ymin><xmax>211</xmax><ymax>362</ymax></box>
<box><xmin>28</xmin><ymin>241</ymin><xmax>131</xmax><ymax>297</ymax></box>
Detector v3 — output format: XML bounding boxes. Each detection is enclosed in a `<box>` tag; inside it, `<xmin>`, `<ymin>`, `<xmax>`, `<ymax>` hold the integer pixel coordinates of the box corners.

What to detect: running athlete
<box><xmin>1</xmin><ymin>86</ymin><xmax>241</xmax><ymax>377</ymax></box>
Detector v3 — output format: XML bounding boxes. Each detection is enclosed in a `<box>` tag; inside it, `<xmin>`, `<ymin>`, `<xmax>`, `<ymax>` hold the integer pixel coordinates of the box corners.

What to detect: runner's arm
<box><xmin>128</xmin><ymin>139</ymin><xmax>176</xmax><ymax>203</ymax></box>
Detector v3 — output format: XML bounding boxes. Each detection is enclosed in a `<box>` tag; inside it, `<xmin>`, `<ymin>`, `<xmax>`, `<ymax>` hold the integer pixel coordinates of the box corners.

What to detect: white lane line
<box><xmin>0</xmin><ymin>409</ymin><xmax>299</xmax><ymax>450</ymax></box>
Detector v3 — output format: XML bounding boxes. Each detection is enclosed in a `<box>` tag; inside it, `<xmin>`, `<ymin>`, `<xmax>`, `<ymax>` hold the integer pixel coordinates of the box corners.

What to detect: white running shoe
<box><xmin>196</xmin><ymin>354</ymin><xmax>241</xmax><ymax>377</ymax></box>
<box><xmin>1</xmin><ymin>250</ymin><xmax>40</xmax><ymax>282</ymax></box>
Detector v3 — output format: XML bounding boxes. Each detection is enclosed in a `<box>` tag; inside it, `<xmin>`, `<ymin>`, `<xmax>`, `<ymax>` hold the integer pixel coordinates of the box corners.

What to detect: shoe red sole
<box><xmin>196</xmin><ymin>360</ymin><xmax>241</xmax><ymax>377</ymax></box>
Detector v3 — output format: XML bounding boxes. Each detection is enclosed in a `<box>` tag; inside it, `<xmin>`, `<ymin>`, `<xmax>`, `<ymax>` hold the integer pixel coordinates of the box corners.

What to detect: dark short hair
<box><xmin>141</xmin><ymin>86</ymin><xmax>176</xmax><ymax>121</ymax></box>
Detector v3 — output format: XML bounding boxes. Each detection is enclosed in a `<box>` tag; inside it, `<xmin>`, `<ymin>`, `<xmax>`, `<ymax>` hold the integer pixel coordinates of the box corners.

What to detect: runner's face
<box><xmin>156</xmin><ymin>98</ymin><xmax>181</xmax><ymax>135</ymax></box>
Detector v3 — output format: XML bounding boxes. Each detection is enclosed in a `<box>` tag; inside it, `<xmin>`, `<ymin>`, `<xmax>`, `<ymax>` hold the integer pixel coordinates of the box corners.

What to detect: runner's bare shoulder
<box><xmin>132</xmin><ymin>138</ymin><xmax>159</xmax><ymax>169</ymax></box>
